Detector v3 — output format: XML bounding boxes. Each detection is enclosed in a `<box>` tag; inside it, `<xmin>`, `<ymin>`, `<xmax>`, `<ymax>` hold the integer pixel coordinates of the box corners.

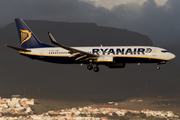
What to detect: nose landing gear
<box><xmin>156</xmin><ymin>65</ymin><xmax>160</xmax><ymax>70</ymax></box>
<box><xmin>156</xmin><ymin>61</ymin><xmax>166</xmax><ymax>70</ymax></box>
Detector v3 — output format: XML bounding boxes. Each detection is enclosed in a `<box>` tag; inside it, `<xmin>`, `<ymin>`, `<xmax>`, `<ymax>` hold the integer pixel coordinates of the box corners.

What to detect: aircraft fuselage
<box><xmin>19</xmin><ymin>46</ymin><xmax>175</xmax><ymax>64</ymax></box>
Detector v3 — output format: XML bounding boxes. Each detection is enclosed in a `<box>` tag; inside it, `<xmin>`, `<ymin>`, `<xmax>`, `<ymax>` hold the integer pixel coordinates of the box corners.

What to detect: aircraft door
<box><xmin>152</xmin><ymin>49</ymin><xmax>156</xmax><ymax>56</ymax></box>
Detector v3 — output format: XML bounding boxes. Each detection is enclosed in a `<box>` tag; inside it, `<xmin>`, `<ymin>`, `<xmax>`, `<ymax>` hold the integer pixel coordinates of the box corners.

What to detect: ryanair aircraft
<box><xmin>5</xmin><ymin>18</ymin><xmax>175</xmax><ymax>72</ymax></box>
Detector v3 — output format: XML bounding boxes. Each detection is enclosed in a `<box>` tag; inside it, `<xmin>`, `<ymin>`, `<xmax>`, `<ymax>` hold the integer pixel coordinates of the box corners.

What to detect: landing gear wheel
<box><xmin>93</xmin><ymin>67</ymin><xmax>99</xmax><ymax>72</ymax></box>
<box><xmin>87</xmin><ymin>65</ymin><xmax>93</xmax><ymax>70</ymax></box>
<box><xmin>156</xmin><ymin>66</ymin><xmax>160</xmax><ymax>70</ymax></box>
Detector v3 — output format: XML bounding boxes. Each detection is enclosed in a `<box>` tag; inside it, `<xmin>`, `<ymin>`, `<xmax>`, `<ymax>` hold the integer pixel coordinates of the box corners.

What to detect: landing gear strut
<box><xmin>87</xmin><ymin>62</ymin><xmax>93</xmax><ymax>70</ymax></box>
<box><xmin>156</xmin><ymin>61</ymin><xmax>166</xmax><ymax>70</ymax></box>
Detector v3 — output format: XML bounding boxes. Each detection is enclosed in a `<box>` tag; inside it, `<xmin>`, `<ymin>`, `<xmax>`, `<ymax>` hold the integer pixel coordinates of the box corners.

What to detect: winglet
<box><xmin>48</xmin><ymin>32</ymin><xmax>58</xmax><ymax>44</ymax></box>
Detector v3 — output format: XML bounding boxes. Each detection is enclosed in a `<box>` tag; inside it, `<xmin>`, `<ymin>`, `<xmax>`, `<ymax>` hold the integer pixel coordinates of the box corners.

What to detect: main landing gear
<box><xmin>87</xmin><ymin>64</ymin><xmax>99</xmax><ymax>72</ymax></box>
<box><xmin>93</xmin><ymin>66</ymin><xmax>99</xmax><ymax>72</ymax></box>
<box><xmin>87</xmin><ymin>64</ymin><xmax>93</xmax><ymax>70</ymax></box>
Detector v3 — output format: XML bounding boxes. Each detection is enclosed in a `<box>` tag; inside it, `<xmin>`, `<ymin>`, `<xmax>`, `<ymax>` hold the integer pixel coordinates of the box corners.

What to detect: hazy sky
<box><xmin>80</xmin><ymin>0</ymin><xmax>168</xmax><ymax>9</ymax></box>
<box><xmin>0</xmin><ymin>0</ymin><xmax>180</xmax><ymax>46</ymax></box>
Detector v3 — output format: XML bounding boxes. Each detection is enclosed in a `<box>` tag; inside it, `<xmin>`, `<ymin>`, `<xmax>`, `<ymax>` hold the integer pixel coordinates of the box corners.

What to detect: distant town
<box><xmin>0</xmin><ymin>95</ymin><xmax>179</xmax><ymax>120</ymax></box>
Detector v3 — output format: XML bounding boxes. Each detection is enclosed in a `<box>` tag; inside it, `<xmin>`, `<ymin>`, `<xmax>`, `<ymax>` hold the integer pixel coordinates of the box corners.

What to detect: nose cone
<box><xmin>169</xmin><ymin>53</ymin><xmax>176</xmax><ymax>60</ymax></box>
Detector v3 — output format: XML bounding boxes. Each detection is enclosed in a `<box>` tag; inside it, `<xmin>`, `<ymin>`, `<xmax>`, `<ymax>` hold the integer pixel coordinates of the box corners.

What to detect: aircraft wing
<box><xmin>48</xmin><ymin>32</ymin><xmax>98</xmax><ymax>61</ymax></box>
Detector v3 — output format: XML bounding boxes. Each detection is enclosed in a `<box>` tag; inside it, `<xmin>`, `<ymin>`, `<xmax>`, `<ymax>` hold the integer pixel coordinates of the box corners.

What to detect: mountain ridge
<box><xmin>2</xmin><ymin>20</ymin><xmax>153</xmax><ymax>47</ymax></box>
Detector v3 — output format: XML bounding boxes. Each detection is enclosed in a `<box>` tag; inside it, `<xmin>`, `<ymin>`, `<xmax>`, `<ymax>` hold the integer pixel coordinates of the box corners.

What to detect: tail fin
<box><xmin>15</xmin><ymin>18</ymin><xmax>52</xmax><ymax>49</ymax></box>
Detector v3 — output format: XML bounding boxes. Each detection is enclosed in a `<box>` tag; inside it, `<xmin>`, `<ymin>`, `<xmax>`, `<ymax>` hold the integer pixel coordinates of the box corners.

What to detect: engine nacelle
<box><xmin>105</xmin><ymin>63</ymin><xmax>126</xmax><ymax>68</ymax></box>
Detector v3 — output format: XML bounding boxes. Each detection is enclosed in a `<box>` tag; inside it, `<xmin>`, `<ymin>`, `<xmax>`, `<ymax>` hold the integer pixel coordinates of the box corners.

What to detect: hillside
<box><xmin>1</xmin><ymin>20</ymin><xmax>153</xmax><ymax>46</ymax></box>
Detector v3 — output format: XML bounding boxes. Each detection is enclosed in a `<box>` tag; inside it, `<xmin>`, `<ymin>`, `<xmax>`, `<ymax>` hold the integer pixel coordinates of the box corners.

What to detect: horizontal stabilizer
<box><xmin>5</xmin><ymin>45</ymin><xmax>31</xmax><ymax>52</ymax></box>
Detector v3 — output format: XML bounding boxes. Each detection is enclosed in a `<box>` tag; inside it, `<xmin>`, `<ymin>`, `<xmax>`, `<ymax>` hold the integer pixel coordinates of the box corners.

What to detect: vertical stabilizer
<box><xmin>15</xmin><ymin>18</ymin><xmax>52</xmax><ymax>49</ymax></box>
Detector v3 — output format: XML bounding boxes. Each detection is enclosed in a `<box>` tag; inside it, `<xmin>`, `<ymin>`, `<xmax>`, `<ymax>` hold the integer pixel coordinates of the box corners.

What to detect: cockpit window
<box><xmin>161</xmin><ymin>50</ymin><xmax>168</xmax><ymax>53</ymax></box>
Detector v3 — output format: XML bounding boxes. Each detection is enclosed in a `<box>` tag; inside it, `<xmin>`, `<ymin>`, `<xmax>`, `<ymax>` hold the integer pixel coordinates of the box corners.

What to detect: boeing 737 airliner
<box><xmin>5</xmin><ymin>18</ymin><xmax>175</xmax><ymax>72</ymax></box>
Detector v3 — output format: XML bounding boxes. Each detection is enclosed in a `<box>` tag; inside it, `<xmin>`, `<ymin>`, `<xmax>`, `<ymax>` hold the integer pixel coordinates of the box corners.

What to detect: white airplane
<box><xmin>5</xmin><ymin>18</ymin><xmax>175</xmax><ymax>72</ymax></box>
